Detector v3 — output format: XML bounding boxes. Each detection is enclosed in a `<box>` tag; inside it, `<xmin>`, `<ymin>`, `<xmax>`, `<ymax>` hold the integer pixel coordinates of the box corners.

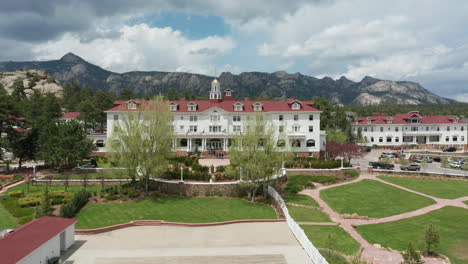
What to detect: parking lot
<box><xmin>355</xmin><ymin>149</ymin><xmax>468</xmax><ymax>177</ymax></box>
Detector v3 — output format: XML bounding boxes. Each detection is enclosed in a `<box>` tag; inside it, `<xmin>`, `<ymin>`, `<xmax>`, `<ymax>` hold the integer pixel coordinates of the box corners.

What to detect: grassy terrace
<box><xmin>288</xmin><ymin>206</ymin><xmax>331</xmax><ymax>222</ymax></box>
<box><xmin>378</xmin><ymin>176</ymin><xmax>468</xmax><ymax>199</ymax></box>
<box><xmin>75</xmin><ymin>197</ymin><xmax>277</xmax><ymax>229</ymax></box>
<box><xmin>284</xmin><ymin>194</ymin><xmax>319</xmax><ymax>207</ymax></box>
<box><xmin>320</xmin><ymin>180</ymin><xmax>436</xmax><ymax>218</ymax></box>
<box><xmin>0</xmin><ymin>202</ymin><xmax>18</xmax><ymax>229</ymax></box>
<box><xmin>357</xmin><ymin>207</ymin><xmax>468</xmax><ymax>264</ymax></box>
<box><xmin>301</xmin><ymin>225</ymin><xmax>361</xmax><ymax>256</ymax></box>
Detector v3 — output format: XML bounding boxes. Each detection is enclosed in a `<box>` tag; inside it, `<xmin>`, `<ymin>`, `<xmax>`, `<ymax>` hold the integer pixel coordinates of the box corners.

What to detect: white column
<box><xmin>187</xmin><ymin>138</ymin><xmax>190</xmax><ymax>152</ymax></box>
<box><xmin>202</xmin><ymin>138</ymin><xmax>206</xmax><ymax>151</ymax></box>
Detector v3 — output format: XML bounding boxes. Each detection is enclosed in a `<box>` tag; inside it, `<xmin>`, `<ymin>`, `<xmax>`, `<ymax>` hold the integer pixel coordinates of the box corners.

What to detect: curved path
<box><xmin>298</xmin><ymin>169</ymin><xmax>467</xmax><ymax>264</ymax></box>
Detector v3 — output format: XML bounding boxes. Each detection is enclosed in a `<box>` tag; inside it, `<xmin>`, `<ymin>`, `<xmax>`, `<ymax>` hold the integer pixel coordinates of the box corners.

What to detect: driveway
<box><xmin>64</xmin><ymin>223</ymin><xmax>311</xmax><ymax>264</ymax></box>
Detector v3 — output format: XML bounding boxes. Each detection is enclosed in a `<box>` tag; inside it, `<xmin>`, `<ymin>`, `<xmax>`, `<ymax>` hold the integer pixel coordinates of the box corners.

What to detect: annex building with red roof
<box><xmin>0</xmin><ymin>216</ymin><xmax>77</xmax><ymax>264</ymax></box>
<box><xmin>352</xmin><ymin>112</ymin><xmax>467</xmax><ymax>149</ymax></box>
<box><xmin>105</xmin><ymin>79</ymin><xmax>326</xmax><ymax>157</ymax></box>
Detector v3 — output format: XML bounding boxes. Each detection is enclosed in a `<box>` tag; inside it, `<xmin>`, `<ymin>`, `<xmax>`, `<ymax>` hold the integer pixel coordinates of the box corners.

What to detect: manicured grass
<box><xmin>378</xmin><ymin>176</ymin><xmax>468</xmax><ymax>199</ymax></box>
<box><xmin>288</xmin><ymin>174</ymin><xmax>341</xmax><ymax>184</ymax></box>
<box><xmin>302</xmin><ymin>225</ymin><xmax>361</xmax><ymax>255</ymax></box>
<box><xmin>6</xmin><ymin>183</ymin><xmax>103</xmax><ymax>195</ymax></box>
<box><xmin>288</xmin><ymin>206</ymin><xmax>331</xmax><ymax>222</ymax></box>
<box><xmin>357</xmin><ymin>206</ymin><xmax>468</xmax><ymax>264</ymax></box>
<box><xmin>320</xmin><ymin>180</ymin><xmax>436</xmax><ymax>218</ymax></box>
<box><xmin>0</xmin><ymin>196</ymin><xmax>35</xmax><ymax>225</ymax></box>
<box><xmin>284</xmin><ymin>194</ymin><xmax>319</xmax><ymax>207</ymax></box>
<box><xmin>318</xmin><ymin>249</ymin><xmax>348</xmax><ymax>264</ymax></box>
<box><xmin>0</xmin><ymin>201</ymin><xmax>18</xmax><ymax>229</ymax></box>
<box><xmin>75</xmin><ymin>197</ymin><xmax>277</xmax><ymax>229</ymax></box>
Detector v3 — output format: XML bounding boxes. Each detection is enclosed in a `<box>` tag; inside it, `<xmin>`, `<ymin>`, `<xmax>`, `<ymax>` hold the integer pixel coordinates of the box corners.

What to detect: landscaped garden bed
<box><xmin>320</xmin><ymin>179</ymin><xmax>436</xmax><ymax>218</ymax></box>
<box><xmin>377</xmin><ymin>176</ymin><xmax>468</xmax><ymax>199</ymax></box>
<box><xmin>284</xmin><ymin>157</ymin><xmax>351</xmax><ymax>169</ymax></box>
<box><xmin>357</xmin><ymin>206</ymin><xmax>468</xmax><ymax>264</ymax></box>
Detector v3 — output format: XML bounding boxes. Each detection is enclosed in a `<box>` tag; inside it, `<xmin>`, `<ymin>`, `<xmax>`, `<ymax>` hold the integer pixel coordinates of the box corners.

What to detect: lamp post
<box><xmin>340</xmin><ymin>156</ymin><xmax>344</xmax><ymax>168</ymax></box>
<box><xmin>180</xmin><ymin>166</ymin><xmax>184</xmax><ymax>182</ymax></box>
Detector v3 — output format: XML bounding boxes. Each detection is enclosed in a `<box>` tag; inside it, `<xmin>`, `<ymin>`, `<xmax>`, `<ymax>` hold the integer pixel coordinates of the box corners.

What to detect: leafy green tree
<box><xmin>62</xmin><ymin>80</ymin><xmax>83</xmax><ymax>111</ymax></box>
<box><xmin>401</xmin><ymin>241</ymin><xmax>424</xmax><ymax>264</ymax></box>
<box><xmin>39</xmin><ymin>120</ymin><xmax>95</xmax><ymax>169</ymax></box>
<box><xmin>5</xmin><ymin>127</ymin><xmax>38</xmax><ymax>169</ymax></box>
<box><xmin>109</xmin><ymin>96</ymin><xmax>174</xmax><ymax>194</ymax></box>
<box><xmin>229</xmin><ymin>114</ymin><xmax>287</xmax><ymax>201</ymax></box>
<box><xmin>424</xmin><ymin>224</ymin><xmax>440</xmax><ymax>255</ymax></box>
<box><xmin>119</xmin><ymin>88</ymin><xmax>136</xmax><ymax>100</ymax></box>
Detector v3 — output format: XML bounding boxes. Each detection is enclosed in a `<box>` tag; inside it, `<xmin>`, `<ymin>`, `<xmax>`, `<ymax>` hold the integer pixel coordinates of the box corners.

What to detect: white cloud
<box><xmin>33</xmin><ymin>23</ymin><xmax>235</xmax><ymax>74</ymax></box>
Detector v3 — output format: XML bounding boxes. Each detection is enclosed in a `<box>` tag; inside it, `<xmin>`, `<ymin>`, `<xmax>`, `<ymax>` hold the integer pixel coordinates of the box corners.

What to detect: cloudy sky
<box><xmin>1</xmin><ymin>0</ymin><xmax>468</xmax><ymax>101</ymax></box>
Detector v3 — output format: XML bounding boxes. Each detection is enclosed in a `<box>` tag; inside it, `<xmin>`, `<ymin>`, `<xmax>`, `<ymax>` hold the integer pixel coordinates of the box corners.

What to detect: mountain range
<box><xmin>0</xmin><ymin>53</ymin><xmax>456</xmax><ymax>105</ymax></box>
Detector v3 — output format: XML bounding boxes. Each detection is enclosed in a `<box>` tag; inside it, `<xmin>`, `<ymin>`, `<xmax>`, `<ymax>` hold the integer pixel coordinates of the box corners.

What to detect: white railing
<box><xmin>268</xmin><ymin>185</ymin><xmax>329</xmax><ymax>264</ymax></box>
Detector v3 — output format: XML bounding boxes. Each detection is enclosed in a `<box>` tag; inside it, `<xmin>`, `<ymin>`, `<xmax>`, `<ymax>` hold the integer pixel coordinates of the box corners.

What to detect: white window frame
<box><xmin>188</xmin><ymin>103</ymin><xmax>197</xmax><ymax>111</ymax></box>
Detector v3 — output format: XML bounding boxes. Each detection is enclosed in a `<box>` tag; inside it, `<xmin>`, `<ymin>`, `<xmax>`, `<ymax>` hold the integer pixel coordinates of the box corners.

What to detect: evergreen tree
<box><xmin>119</xmin><ymin>88</ymin><xmax>136</xmax><ymax>100</ymax></box>
<box><xmin>36</xmin><ymin>187</ymin><xmax>52</xmax><ymax>218</ymax></box>
<box><xmin>401</xmin><ymin>241</ymin><xmax>424</xmax><ymax>264</ymax></box>
<box><xmin>424</xmin><ymin>224</ymin><xmax>440</xmax><ymax>255</ymax></box>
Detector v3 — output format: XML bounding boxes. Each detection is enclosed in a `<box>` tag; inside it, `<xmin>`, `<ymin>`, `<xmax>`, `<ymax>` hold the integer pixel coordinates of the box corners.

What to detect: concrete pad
<box><xmin>64</xmin><ymin>222</ymin><xmax>311</xmax><ymax>264</ymax></box>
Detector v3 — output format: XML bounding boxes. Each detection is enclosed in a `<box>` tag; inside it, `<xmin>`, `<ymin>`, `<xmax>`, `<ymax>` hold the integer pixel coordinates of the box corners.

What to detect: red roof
<box><xmin>106</xmin><ymin>99</ymin><xmax>319</xmax><ymax>113</ymax></box>
<box><xmin>354</xmin><ymin>112</ymin><xmax>466</xmax><ymax>125</ymax></box>
<box><xmin>0</xmin><ymin>216</ymin><xmax>77</xmax><ymax>264</ymax></box>
<box><xmin>61</xmin><ymin>112</ymin><xmax>81</xmax><ymax>119</ymax></box>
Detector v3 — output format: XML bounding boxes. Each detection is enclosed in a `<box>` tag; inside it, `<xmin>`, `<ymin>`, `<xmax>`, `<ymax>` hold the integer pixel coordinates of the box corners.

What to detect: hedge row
<box><xmin>285</xmin><ymin>158</ymin><xmax>351</xmax><ymax>169</ymax></box>
<box><xmin>60</xmin><ymin>189</ymin><xmax>91</xmax><ymax>218</ymax></box>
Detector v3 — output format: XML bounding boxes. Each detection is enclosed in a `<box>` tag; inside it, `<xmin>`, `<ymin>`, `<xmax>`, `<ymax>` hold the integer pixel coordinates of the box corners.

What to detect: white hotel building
<box><xmin>352</xmin><ymin>112</ymin><xmax>468</xmax><ymax>149</ymax></box>
<box><xmin>105</xmin><ymin>79</ymin><xmax>326</xmax><ymax>157</ymax></box>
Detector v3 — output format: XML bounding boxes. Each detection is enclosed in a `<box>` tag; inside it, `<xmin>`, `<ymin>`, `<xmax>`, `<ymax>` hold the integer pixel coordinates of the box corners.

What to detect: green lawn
<box><xmin>378</xmin><ymin>176</ymin><xmax>468</xmax><ymax>199</ymax></box>
<box><xmin>6</xmin><ymin>183</ymin><xmax>103</xmax><ymax>195</ymax></box>
<box><xmin>320</xmin><ymin>180</ymin><xmax>436</xmax><ymax>218</ymax></box>
<box><xmin>284</xmin><ymin>194</ymin><xmax>319</xmax><ymax>207</ymax></box>
<box><xmin>302</xmin><ymin>225</ymin><xmax>361</xmax><ymax>255</ymax></box>
<box><xmin>0</xmin><ymin>201</ymin><xmax>18</xmax><ymax>229</ymax></box>
<box><xmin>357</xmin><ymin>206</ymin><xmax>468</xmax><ymax>264</ymax></box>
<box><xmin>75</xmin><ymin>197</ymin><xmax>277</xmax><ymax>229</ymax></box>
<box><xmin>288</xmin><ymin>206</ymin><xmax>331</xmax><ymax>222</ymax></box>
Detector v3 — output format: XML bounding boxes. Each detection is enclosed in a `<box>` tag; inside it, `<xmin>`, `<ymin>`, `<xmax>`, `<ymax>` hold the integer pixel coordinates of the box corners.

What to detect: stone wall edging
<box><xmin>369</xmin><ymin>168</ymin><xmax>467</xmax><ymax>179</ymax></box>
<box><xmin>75</xmin><ymin>219</ymin><xmax>286</xmax><ymax>235</ymax></box>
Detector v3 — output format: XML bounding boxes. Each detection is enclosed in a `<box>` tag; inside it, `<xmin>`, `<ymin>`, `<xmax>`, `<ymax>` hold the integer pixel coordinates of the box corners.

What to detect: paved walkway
<box><xmin>64</xmin><ymin>223</ymin><xmax>311</xmax><ymax>264</ymax></box>
<box><xmin>298</xmin><ymin>167</ymin><xmax>466</xmax><ymax>264</ymax></box>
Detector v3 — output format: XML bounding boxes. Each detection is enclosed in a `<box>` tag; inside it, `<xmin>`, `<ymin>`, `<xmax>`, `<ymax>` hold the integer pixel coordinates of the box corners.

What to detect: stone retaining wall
<box><xmin>286</xmin><ymin>167</ymin><xmax>360</xmax><ymax>177</ymax></box>
<box><xmin>154</xmin><ymin>176</ymin><xmax>287</xmax><ymax>197</ymax></box>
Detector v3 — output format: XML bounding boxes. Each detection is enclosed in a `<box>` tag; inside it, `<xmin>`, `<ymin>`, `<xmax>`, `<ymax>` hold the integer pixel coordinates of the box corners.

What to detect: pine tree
<box><xmin>401</xmin><ymin>241</ymin><xmax>424</xmax><ymax>264</ymax></box>
<box><xmin>424</xmin><ymin>224</ymin><xmax>440</xmax><ymax>255</ymax></box>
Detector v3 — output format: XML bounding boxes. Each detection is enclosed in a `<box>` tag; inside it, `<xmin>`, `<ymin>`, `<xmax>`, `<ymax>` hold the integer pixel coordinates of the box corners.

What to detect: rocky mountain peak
<box><xmin>60</xmin><ymin>52</ymin><xmax>85</xmax><ymax>64</ymax></box>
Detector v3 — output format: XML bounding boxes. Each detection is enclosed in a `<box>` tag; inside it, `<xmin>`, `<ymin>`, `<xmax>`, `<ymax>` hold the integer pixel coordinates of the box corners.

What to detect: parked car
<box><xmin>433</xmin><ymin>156</ymin><xmax>441</xmax><ymax>162</ymax></box>
<box><xmin>443</xmin><ymin>147</ymin><xmax>457</xmax><ymax>152</ymax></box>
<box><xmin>392</xmin><ymin>152</ymin><xmax>406</xmax><ymax>158</ymax></box>
<box><xmin>363</xmin><ymin>147</ymin><xmax>372</xmax><ymax>152</ymax></box>
<box><xmin>400</xmin><ymin>163</ymin><xmax>421</xmax><ymax>171</ymax></box>
<box><xmin>422</xmin><ymin>156</ymin><xmax>433</xmax><ymax>163</ymax></box>
<box><xmin>369</xmin><ymin>162</ymin><xmax>395</xmax><ymax>170</ymax></box>
<box><xmin>381</xmin><ymin>152</ymin><xmax>395</xmax><ymax>159</ymax></box>
<box><xmin>410</xmin><ymin>156</ymin><xmax>422</xmax><ymax>163</ymax></box>
<box><xmin>450</xmin><ymin>161</ymin><xmax>463</xmax><ymax>169</ymax></box>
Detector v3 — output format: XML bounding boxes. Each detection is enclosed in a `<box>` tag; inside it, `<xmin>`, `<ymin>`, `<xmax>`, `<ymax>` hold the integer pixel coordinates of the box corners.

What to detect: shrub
<box><xmin>128</xmin><ymin>190</ymin><xmax>140</xmax><ymax>198</ymax></box>
<box><xmin>8</xmin><ymin>191</ymin><xmax>23</xmax><ymax>198</ymax></box>
<box><xmin>285</xmin><ymin>184</ymin><xmax>302</xmax><ymax>194</ymax></box>
<box><xmin>18</xmin><ymin>195</ymin><xmax>42</xmax><ymax>207</ymax></box>
<box><xmin>216</xmin><ymin>166</ymin><xmax>225</xmax><ymax>172</ymax></box>
<box><xmin>106</xmin><ymin>195</ymin><xmax>119</xmax><ymax>201</ymax></box>
<box><xmin>59</xmin><ymin>189</ymin><xmax>91</xmax><ymax>218</ymax></box>
<box><xmin>18</xmin><ymin>215</ymin><xmax>34</xmax><ymax>225</ymax></box>
<box><xmin>344</xmin><ymin>170</ymin><xmax>359</xmax><ymax>178</ymax></box>
<box><xmin>51</xmin><ymin>197</ymin><xmax>64</xmax><ymax>205</ymax></box>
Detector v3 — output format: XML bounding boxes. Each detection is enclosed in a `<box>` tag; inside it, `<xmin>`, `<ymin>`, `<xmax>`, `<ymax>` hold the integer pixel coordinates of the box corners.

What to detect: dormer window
<box><xmin>387</xmin><ymin>118</ymin><xmax>393</xmax><ymax>124</ymax></box>
<box><xmin>188</xmin><ymin>103</ymin><xmax>197</xmax><ymax>111</ymax></box>
<box><xmin>234</xmin><ymin>102</ymin><xmax>243</xmax><ymax>111</ymax></box>
<box><xmin>128</xmin><ymin>101</ymin><xmax>137</xmax><ymax>110</ymax></box>
<box><xmin>291</xmin><ymin>102</ymin><xmax>300</xmax><ymax>110</ymax></box>
<box><xmin>253</xmin><ymin>102</ymin><xmax>263</xmax><ymax>111</ymax></box>
<box><xmin>367</xmin><ymin>118</ymin><xmax>372</xmax><ymax>124</ymax></box>
<box><xmin>169</xmin><ymin>103</ymin><xmax>178</xmax><ymax>111</ymax></box>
